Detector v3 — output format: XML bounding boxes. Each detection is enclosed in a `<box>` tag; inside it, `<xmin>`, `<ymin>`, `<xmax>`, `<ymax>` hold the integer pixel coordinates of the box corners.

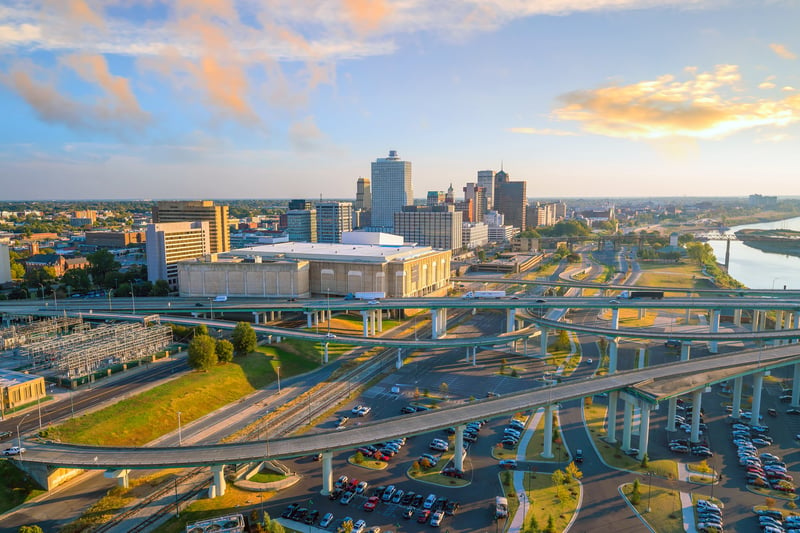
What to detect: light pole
<box><xmin>326</xmin><ymin>288</ymin><xmax>331</xmax><ymax>336</ymax></box>
<box><xmin>36</xmin><ymin>394</ymin><xmax>42</xmax><ymax>431</ymax></box>
<box><xmin>131</xmin><ymin>290</ymin><xmax>136</xmax><ymax>314</ymax></box>
<box><xmin>646</xmin><ymin>471</ymin><xmax>653</xmax><ymax>513</ymax></box>
<box><xmin>276</xmin><ymin>366</ymin><xmax>281</xmax><ymax>393</ymax></box>
<box><xmin>37</xmin><ymin>283</ymin><xmax>44</xmax><ymax>300</ymax></box>
<box><xmin>209</xmin><ymin>298</ymin><xmax>214</xmax><ymax>320</ymax></box>
<box><xmin>177</xmin><ymin>411</ymin><xmax>182</xmax><ymax>446</ymax></box>
<box><xmin>16</xmin><ymin>413</ymin><xmax>31</xmax><ymax>450</ymax></box>
<box><xmin>107</xmin><ymin>289</ymin><xmax>112</xmax><ymax>311</ymax></box>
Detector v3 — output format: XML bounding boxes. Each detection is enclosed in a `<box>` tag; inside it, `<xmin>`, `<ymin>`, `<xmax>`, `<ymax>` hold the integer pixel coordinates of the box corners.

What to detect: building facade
<box><xmin>0</xmin><ymin>243</ymin><xmax>10</xmax><ymax>283</ymax></box>
<box><xmin>477</xmin><ymin>170</ymin><xmax>496</xmax><ymax>209</ymax></box>
<box><xmin>146</xmin><ymin>221</ymin><xmax>210</xmax><ymax>289</ymax></box>
<box><xmin>394</xmin><ymin>205</ymin><xmax>463</xmax><ymax>251</ymax></box>
<box><xmin>493</xmin><ymin>170</ymin><xmax>527</xmax><ymax>230</ymax></box>
<box><xmin>462</xmin><ymin>222</ymin><xmax>489</xmax><ymax>249</ymax></box>
<box><xmin>316</xmin><ymin>202</ymin><xmax>353</xmax><ymax>243</ymax></box>
<box><xmin>152</xmin><ymin>200</ymin><xmax>230</xmax><ymax>253</ymax></box>
<box><xmin>85</xmin><ymin>231</ymin><xmax>146</xmax><ymax>248</ymax></box>
<box><xmin>1</xmin><ymin>369</ymin><xmax>45</xmax><ymax>415</ymax></box>
<box><xmin>370</xmin><ymin>150</ymin><xmax>413</xmax><ymax>230</ymax></box>
<box><xmin>463</xmin><ymin>183</ymin><xmax>487</xmax><ymax>223</ymax></box>
<box><xmin>286</xmin><ymin>209</ymin><xmax>318</xmax><ymax>242</ymax></box>
<box><xmin>355</xmin><ymin>178</ymin><xmax>372</xmax><ymax>211</ymax></box>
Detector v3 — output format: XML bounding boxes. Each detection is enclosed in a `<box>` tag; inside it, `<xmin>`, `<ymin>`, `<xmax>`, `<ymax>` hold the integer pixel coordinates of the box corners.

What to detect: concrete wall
<box><xmin>178</xmin><ymin>260</ymin><xmax>310</xmax><ymax>298</ymax></box>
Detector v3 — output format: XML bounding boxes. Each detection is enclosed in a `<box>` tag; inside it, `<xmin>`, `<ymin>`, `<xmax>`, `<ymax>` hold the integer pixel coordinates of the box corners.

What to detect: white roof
<box><xmin>226</xmin><ymin>241</ymin><xmax>436</xmax><ymax>263</ymax></box>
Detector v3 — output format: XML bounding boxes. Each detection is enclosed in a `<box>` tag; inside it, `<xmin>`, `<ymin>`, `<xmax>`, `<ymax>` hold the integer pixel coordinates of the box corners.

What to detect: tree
<box><xmin>195</xmin><ymin>324</ymin><xmax>209</xmax><ymax>337</ymax></box>
<box><xmin>528</xmin><ymin>515</ymin><xmax>540</xmax><ymax>533</ymax></box>
<box><xmin>544</xmin><ymin>515</ymin><xmax>556</xmax><ymax>533</ymax></box>
<box><xmin>188</xmin><ymin>335</ymin><xmax>218</xmax><ymax>371</ymax></box>
<box><xmin>87</xmin><ymin>249</ymin><xmax>121</xmax><ymax>286</ymax></box>
<box><xmin>439</xmin><ymin>382</ymin><xmax>449</xmax><ymax>395</ymax></box>
<box><xmin>556</xmin><ymin>330</ymin><xmax>570</xmax><ymax>351</ymax></box>
<box><xmin>640</xmin><ymin>453</ymin><xmax>649</xmax><ymax>468</ymax></box>
<box><xmin>565</xmin><ymin>461</ymin><xmax>583</xmax><ymax>481</ymax></box>
<box><xmin>151</xmin><ymin>279</ymin><xmax>170</xmax><ymax>296</ymax></box>
<box><xmin>18</xmin><ymin>527</ymin><xmax>44</xmax><ymax>533</ymax></box>
<box><xmin>268</xmin><ymin>521</ymin><xmax>285</xmax><ymax>533</ymax></box>
<box><xmin>500</xmin><ymin>358</ymin><xmax>507</xmax><ymax>374</ymax></box>
<box><xmin>216</xmin><ymin>339</ymin><xmax>234</xmax><ymax>363</ymax></box>
<box><xmin>551</xmin><ymin>469</ymin><xmax>566</xmax><ymax>498</ymax></box>
<box><xmin>354</xmin><ymin>451</ymin><xmax>364</xmax><ymax>464</ymax></box>
<box><xmin>61</xmin><ymin>268</ymin><xmax>91</xmax><ymax>293</ymax></box>
<box><xmin>231</xmin><ymin>322</ymin><xmax>257</xmax><ymax>356</ymax></box>
<box><xmin>630</xmin><ymin>478</ymin><xmax>641</xmax><ymax>504</ymax></box>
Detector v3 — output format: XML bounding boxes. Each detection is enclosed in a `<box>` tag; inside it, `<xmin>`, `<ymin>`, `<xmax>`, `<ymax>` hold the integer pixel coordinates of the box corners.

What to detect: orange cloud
<box><xmin>43</xmin><ymin>0</ymin><xmax>105</xmax><ymax>29</ymax></box>
<box><xmin>555</xmin><ymin>65</ymin><xmax>800</xmax><ymax>140</ymax></box>
<box><xmin>770</xmin><ymin>43</ymin><xmax>797</xmax><ymax>60</ymax></box>
<box><xmin>342</xmin><ymin>0</ymin><xmax>392</xmax><ymax>33</ymax></box>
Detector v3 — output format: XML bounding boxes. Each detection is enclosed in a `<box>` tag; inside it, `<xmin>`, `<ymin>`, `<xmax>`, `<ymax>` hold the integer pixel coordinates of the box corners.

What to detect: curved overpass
<box><xmin>18</xmin><ymin>343</ymin><xmax>800</xmax><ymax>470</ymax></box>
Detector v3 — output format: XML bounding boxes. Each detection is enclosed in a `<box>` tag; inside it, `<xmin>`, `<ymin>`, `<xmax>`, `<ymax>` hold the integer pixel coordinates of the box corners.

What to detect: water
<box><xmin>707</xmin><ymin>216</ymin><xmax>800</xmax><ymax>289</ymax></box>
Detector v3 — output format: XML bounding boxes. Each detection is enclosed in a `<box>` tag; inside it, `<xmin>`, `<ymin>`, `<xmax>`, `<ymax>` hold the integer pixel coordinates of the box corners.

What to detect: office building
<box><xmin>477</xmin><ymin>170</ymin><xmax>496</xmax><ymax>209</ymax></box>
<box><xmin>463</xmin><ymin>183</ymin><xmax>487</xmax><ymax>223</ymax></box>
<box><xmin>370</xmin><ymin>150</ymin><xmax>413</xmax><ymax>230</ymax></box>
<box><xmin>288</xmin><ymin>199</ymin><xmax>314</xmax><ymax>211</ymax></box>
<box><xmin>445</xmin><ymin>184</ymin><xmax>454</xmax><ymax>205</ymax></box>
<box><xmin>286</xmin><ymin>209</ymin><xmax>318</xmax><ymax>242</ymax></box>
<box><xmin>462</xmin><ymin>222</ymin><xmax>489</xmax><ymax>249</ymax></box>
<box><xmin>146</xmin><ymin>221</ymin><xmax>210</xmax><ymax>289</ymax></box>
<box><xmin>427</xmin><ymin>191</ymin><xmax>446</xmax><ymax>206</ymax></box>
<box><xmin>494</xmin><ymin>169</ymin><xmax>527</xmax><ymax>230</ymax></box>
<box><xmin>0</xmin><ymin>243</ymin><xmax>10</xmax><ymax>283</ymax></box>
<box><xmin>316</xmin><ymin>202</ymin><xmax>353</xmax><ymax>243</ymax></box>
<box><xmin>0</xmin><ymin>369</ymin><xmax>45</xmax><ymax>415</ymax></box>
<box><xmin>85</xmin><ymin>231</ymin><xmax>146</xmax><ymax>248</ymax></box>
<box><xmin>393</xmin><ymin>204</ymin><xmax>463</xmax><ymax>251</ymax></box>
<box><xmin>152</xmin><ymin>200</ymin><xmax>230</xmax><ymax>253</ymax></box>
<box><xmin>355</xmin><ymin>178</ymin><xmax>371</xmax><ymax>211</ymax></box>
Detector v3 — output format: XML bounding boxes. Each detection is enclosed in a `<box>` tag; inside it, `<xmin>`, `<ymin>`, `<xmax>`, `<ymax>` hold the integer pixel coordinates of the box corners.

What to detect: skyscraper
<box><xmin>286</xmin><ymin>209</ymin><xmax>317</xmax><ymax>242</ymax></box>
<box><xmin>355</xmin><ymin>178</ymin><xmax>371</xmax><ymax>211</ymax></box>
<box><xmin>477</xmin><ymin>170</ymin><xmax>496</xmax><ymax>210</ymax></box>
<box><xmin>152</xmin><ymin>200</ymin><xmax>230</xmax><ymax>253</ymax></box>
<box><xmin>146</xmin><ymin>221</ymin><xmax>210</xmax><ymax>289</ymax></box>
<box><xmin>493</xmin><ymin>169</ymin><xmax>527</xmax><ymax>230</ymax></box>
<box><xmin>393</xmin><ymin>204</ymin><xmax>463</xmax><ymax>251</ymax></box>
<box><xmin>370</xmin><ymin>150</ymin><xmax>413</xmax><ymax>230</ymax></box>
<box><xmin>316</xmin><ymin>201</ymin><xmax>353</xmax><ymax>243</ymax></box>
<box><xmin>463</xmin><ymin>183</ymin><xmax>487</xmax><ymax>223</ymax></box>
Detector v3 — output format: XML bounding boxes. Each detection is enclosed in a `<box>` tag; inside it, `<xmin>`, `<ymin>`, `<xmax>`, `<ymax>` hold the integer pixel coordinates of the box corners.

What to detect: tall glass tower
<box><xmin>370</xmin><ymin>150</ymin><xmax>413</xmax><ymax>230</ymax></box>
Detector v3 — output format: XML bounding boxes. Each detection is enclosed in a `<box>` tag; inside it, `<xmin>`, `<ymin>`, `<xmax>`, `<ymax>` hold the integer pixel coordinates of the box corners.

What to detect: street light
<box><xmin>16</xmin><ymin>413</ymin><xmax>31</xmax><ymax>450</ymax></box>
<box><xmin>209</xmin><ymin>298</ymin><xmax>214</xmax><ymax>320</ymax></box>
<box><xmin>177</xmin><ymin>411</ymin><xmax>182</xmax><ymax>446</ymax></box>
<box><xmin>645</xmin><ymin>471</ymin><xmax>653</xmax><ymax>513</ymax></box>
<box><xmin>276</xmin><ymin>366</ymin><xmax>281</xmax><ymax>393</ymax></box>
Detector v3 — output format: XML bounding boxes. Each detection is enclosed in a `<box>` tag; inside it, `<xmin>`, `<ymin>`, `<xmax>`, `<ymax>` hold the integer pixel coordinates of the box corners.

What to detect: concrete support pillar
<box><xmin>709</xmin><ymin>309</ymin><xmax>720</xmax><ymax>353</ymax></box>
<box><xmin>751</xmin><ymin>372</ymin><xmax>764</xmax><ymax>426</ymax></box>
<box><xmin>606</xmin><ymin>391</ymin><xmax>619</xmax><ymax>443</ymax></box>
<box><xmin>794</xmin><ymin>313</ymin><xmax>800</xmax><ymax>344</ymax></box>
<box><xmin>686</xmin><ymin>292</ymin><xmax>692</xmax><ymax>322</ymax></box>
<box><xmin>104</xmin><ymin>469</ymin><xmax>130</xmax><ymax>489</ymax></box>
<box><xmin>306</xmin><ymin>312</ymin><xmax>313</xmax><ymax>328</ymax></box>
<box><xmin>792</xmin><ymin>364</ymin><xmax>800</xmax><ymax>407</ymax></box>
<box><xmin>638</xmin><ymin>308</ymin><xmax>646</xmax><ymax>320</ymax></box>
<box><xmin>680</xmin><ymin>342</ymin><xmax>691</xmax><ymax>362</ymax></box>
<box><xmin>733</xmin><ymin>308</ymin><xmax>742</xmax><ymax>326</ymax></box>
<box><xmin>323</xmin><ymin>342</ymin><xmax>329</xmax><ymax>364</ymax></box>
<box><xmin>690</xmin><ymin>390</ymin><xmax>703</xmax><ymax>443</ymax></box>
<box><xmin>431</xmin><ymin>309</ymin><xmax>440</xmax><ymax>340</ymax></box>
<box><xmin>622</xmin><ymin>399</ymin><xmax>633</xmax><ymax>451</ymax></box>
<box><xmin>270</xmin><ymin>311</ymin><xmax>275</xmax><ymax>321</ymax></box>
<box><xmin>732</xmin><ymin>376</ymin><xmax>743</xmax><ymax>419</ymax></box>
<box><xmin>506</xmin><ymin>308</ymin><xmax>516</xmax><ymax>333</ymax></box>
<box><xmin>775</xmin><ymin>311</ymin><xmax>784</xmax><ymax>346</ymax></box>
<box><xmin>396</xmin><ymin>348</ymin><xmax>403</xmax><ymax>369</ymax></box>
<box><xmin>361</xmin><ymin>311</ymin><xmax>369</xmax><ymax>337</ymax></box>
<box><xmin>253</xmin><ymin>312</ymin><xmax>260</xmax><ymax>325</ymax></box>
<box><xmin>608</xmin><ymin>338</ymin><xmax>618</xmax><ymax>374</ymax></box>
<box><xmin>637</xmin><ymin>405</ymin><xmax>652</xmax><ymax>462</ymax></box>
<box><xmin>540</xmin><ymin>328</ymin><xmax>548</xmax><ymax>357</ymax></box>
<box><xmin>637</xmin><ymin>348</ymin><xmax>646</xmax><ymax>369</ymax></box>
<box><xmin>666</xmin><ymin>398</ymin><xmax>677</xmax><ymax>432</ymax></box>
<box><xmin>465</xmin><ymin>347</ymin><xmax>470</xmax><ymax>363</ymax></box>
<box><xmin>752</xmin><ymin>310</ymin><xmax>761</xmax><ymax>332</ymax></box>
<box><xmin>209</xmin><ymin>464</ymin><xmax>227</xmax><ymax>498</ymax></box>
<box><xmin>472</xmin><ymin>346</ymin><xmax>477</xmax><ymax>366</ymax></box>
<box><xmin>370</xmin><ymin>310</ymin><xmax>376</xmax><ymax>336</ymax></box>
<box><xmin>320</xmin><ymin>451</ymin><xmax>333</xmax><ymax>495</ymax></box>
<box><xmin>541</xmin><ymin>405</ymin><xmax>555</xmax><ymax>458</ymax></box>
<box><xmin>442</xmin><ymin>308</ymin><xmax>448</xmax><ymax>332</ymax></box>
<box><xmin>454</xmin><ymin>425</ymin><xmax>465</xmax><ymax>471</ymax></box>
<box><xmin>611</xmin><ymin>308</ymin><xmax>620</xmax><ymax>330</ymax></box>
<box><xmin>378</xmin><ymin>310</ymin><xmax>383</xmax><ymax>332</ymax></box>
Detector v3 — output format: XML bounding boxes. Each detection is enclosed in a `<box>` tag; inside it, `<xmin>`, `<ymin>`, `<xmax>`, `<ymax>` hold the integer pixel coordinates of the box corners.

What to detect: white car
<box><xmin>353</xmin><ymin>519</ymin><xmax>367</xmax><ymax>533</ymax></box>
<box><xmin>2</xmin><ymin>446</ymin><xmax>25</xmax><ymax>456</ymax></box>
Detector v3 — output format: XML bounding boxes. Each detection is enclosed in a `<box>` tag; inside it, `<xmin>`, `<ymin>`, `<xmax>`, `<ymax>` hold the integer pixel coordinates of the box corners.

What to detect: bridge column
<box><xmin>370</xmin><ymin>310</ymin><xmax>377</xmax><ymax>336</ymax></box>
<box><xmin>606</xmin><ymin>391</ymin><xmax>619</xmax><ymax>443</ymax></box>
<box><xmin>732</xmin><ymin>377</ymin><xmax>743</xmax><ymax>418</ymax></box>
<box><xmin>680</xmin><ymin>342</ymin><xmax>691</xmax><ymax>362</ymax></box>
<box><xmin>733</xmin><ymin>308</ymin><xmax>742</xmax><ymax>326</ymax></box>
<box><xmin>541</xmin><ymin>405</ymin><xmax>555</xmax><ymax>458</ymax></box>
<box><xmin>686</xmin><ymin>292</ymin><xmax>692</xmax><ymax>322</ymax></box>
<box><xmin>306</xmin><ymin>312</ymin><xmax>313</xmax><ymax>328</ymax></box>
<box><xmin>396</xmin><ymin>348</ymin><xmax>403</xmax><ymax>369</ymax></box>
<box><xmin>454</xmin><ymin>425</ymin><xmax>465</xmax><ymax>471</ymax></box>
<box><xmin>472</xmin><ymin>346</ymin><xmax>477</xmax><ymax>366</ymax></box>
<box><xmin>611</xmin><ymin>308</ymin><xmax>620</xmax><ymax>330</ymax></box>
<box><xmin>690</xmin><ymin>390</ymin><xmax>703</xmax><ymax>444</ymax></box>
<box><xmin>209</xmin><ymin>464</ymin><xmax>227</xmax><ymax>498</ymax></box>
<box><xmin>709</xmin><ymin>309</ymin><xmax>720</xmax><ymax>353</ymax></box>
<box><xmin>637</xmin><ymin>348</ymin><xmax>646</xmax><ymax>369</ymax></box>
<box><xmin>751</xmin><ymin>372</ymin><xmax>764</xmax><ymax>426</ymax></box>
<box><xmin>793</xmin><ymin>313</ymin><xmax>800</xmax><ymax>344</ymax></box>
<box><xmin>431</xmin><ymin>309</ymin><xmax>440</xmax><ymax>340</ymax></box>
<box><xmin>637</xmin><ymin>404</ymin><xmax>652</xmax><ymax>462</ymax></box>
<box><xmin>638</xmin><ymin>308</ymin><xmax>646</xmax><ymax>320</ymax></box>
<box><xmin>104</xmin><ymin>469</ymin><xmax>130</xmax><ymax>488</ymax></box>
<box><xmin>442</xmin><ymin>308</ymin><xmax>448</xmax><ymax>332</ymax></box>
<box><xmin>540</xmin><ymin>328</ymin><xmax>548</xmax><ymax>357</ymax></box>
<box><xmin>621</xmin><ymin>399</ymin><xmax>633</xmax><ymax>451</ymax></box>
<box><xmin>377</xmin><ymin>310</ymin><xmax>383</xmax><ymax>332</ymax></box>
<box><xmin>506</xmin><ymin>309</ymin><xmax>516</xmax><ymax>333</ymax></box>
<box><xmin>361</xmin><ymin>311</ymin><xmax>369</xmax><ymax>337</ymax></box>
<box><xmin>320</xmin><ymin>451</ymin><xmax>333</xmax><ymax>495</ymax></box>
<box><xmin>253</xmin><ymin>312</ymin><xmax>260</xmax><ymax>325</ymax></box>
<box><xmin>608</xmin><ymin>338</ymin><xmax>618</xmax><ymax>374</ymax></box>
<box><xmin>270</xmin><ymin>311</ymin><xmax>275</xmax><ymax>321</ymax></box>
<box><xmin>323</xmin><ymin>342</ymin><xmax>329</xmax><ymax>364</ymax></box>
<box><xmin>792</xmin><ymin>364</ymin><xmax>800</xmax><ymax>407</ymax></box>
<box><xmin>465</xmin><ymin>347</ymin><xmax>470</xmax><ymax>363</ymax></box>
<box><xmin>666</xmin><ymin>398</ymin><xmax>677</xmax><ymax>432</ymax></box>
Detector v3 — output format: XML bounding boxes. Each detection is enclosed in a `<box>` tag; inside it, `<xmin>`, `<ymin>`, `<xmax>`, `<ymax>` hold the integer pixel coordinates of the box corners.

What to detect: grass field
<box><xmin>43</xmin><ymin>342</ymin><xmax>319</xmax><ymax>446</ymax></box>
<box><xmin>154</xmin><ymin>485</ymin><xmax>276</xmax><ymax>533</ymax></box>
<box><xmin>635</xmin><ymin>262</ymin><xmax>717</xmax><ymax>293</ymax></box>
<box><xmin>622</xmin><ymin>482</ymin><xmax>684</xmax><ymax>533</ymax></box>
<box><xmin>501</xmin><ymin>470</ymin><xmax>580</xmax><ymax>533</ymax></box>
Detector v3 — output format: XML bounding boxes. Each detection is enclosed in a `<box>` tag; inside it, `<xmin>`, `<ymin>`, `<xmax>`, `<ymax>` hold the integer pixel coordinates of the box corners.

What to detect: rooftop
<box><xmin>0</xmin><ymin>368</ymin><xmax>42</xmax><ymax>388</ymax></box>
<box><xmin>225</xmin><ymin>241</ymin><xmax>437</xmax><ymax>263</ymax></box>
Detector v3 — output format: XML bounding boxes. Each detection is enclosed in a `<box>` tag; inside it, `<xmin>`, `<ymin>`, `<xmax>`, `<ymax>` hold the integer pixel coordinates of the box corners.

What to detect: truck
<box><xmin>344</xmin><ymin>292</ymin><xmax>386</xmax><ymax>300</ymax></box>
<box><xmin>626</xmin><ymin>290</ymin><xmax>664</xmax><ymax>300</ymax></box>
<box><xmin>494</xmin><ymin>496</ymin><xmax>508</xmax><ymax>518</ymax></box>
<box><xmin>462</xmin><ymin>290</ymin><xmax>506</xmax><ymax>299</ymax></box>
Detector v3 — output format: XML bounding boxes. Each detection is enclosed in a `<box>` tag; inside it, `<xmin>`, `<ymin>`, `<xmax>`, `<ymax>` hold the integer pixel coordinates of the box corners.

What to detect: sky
<box><xmin>1</xmin><ymin>0</ymin><xmax>799</xmax><ymax>201</ymax></box>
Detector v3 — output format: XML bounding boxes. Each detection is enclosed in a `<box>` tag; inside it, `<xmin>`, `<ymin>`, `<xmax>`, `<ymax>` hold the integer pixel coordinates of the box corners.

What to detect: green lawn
<box><xmin>501</xmin><ymin>470</ymin><xmax>579</xmax><ymax>533</ymax></box>
<box><xmin>622</xmin><ymin>482</ymin><xmax>685</xmax><ymax>533</ymax></box>
<box><xmin>43</xmin><ymin>344</ymin><xmax>318</xmax><ymax>446</ymax></box>
<box><xmin>635</xmin><ymin>262</ymin><xmax>717</xmax><ymax>293</ymax></box>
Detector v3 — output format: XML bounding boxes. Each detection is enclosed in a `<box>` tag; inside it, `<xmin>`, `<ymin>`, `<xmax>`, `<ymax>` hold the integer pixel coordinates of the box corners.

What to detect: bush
<box><xmin>187</xmin><ymin>334</ymin><xmax>218</xmax><ymax>371</ymax></box>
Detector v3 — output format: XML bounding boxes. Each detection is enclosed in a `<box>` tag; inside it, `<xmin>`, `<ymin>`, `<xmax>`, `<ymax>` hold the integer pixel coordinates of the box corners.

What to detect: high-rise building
<box><xmin>370</xmin><ymin>150</ymin><xmax>413</xmax><ymax>230</ymax></box>
<box><xmin>427</xmin><ymin>191</ymin><xmax>446</xmax><ymax>206</ymax></box>
<box><xmin>152</xmin><ymin>200</ymin><xmax>230</xmax><ymax>253</ymax></box>
<box><xmin>355</xmin><ymin>178</ymin><xmax>371</xmax><ymax>211</ymax></box>
<box><xmin>316</xmin><ymin>202</ymin><xmax>353</xmax><ymax>243</ymax></box>
<box><xmin>393</xmin><ymin>204</ymin><xmax>463</xmax><ymax>251</ymax></box>
<box><xmin>493</xmin><ymin>169</ymin><xmax>527</xmax><ymax>230</ymax></box>
<box><xmin>477</xmin><ymin>170</ymin><xmax>496</xmax><ymax>209</ymax></box>
<box><xmin>286</xmin><ymin>209</ymin><xmax>318</xmax><ymax>242</ymax></box>
<box><xmin>0</xmin><ymin>243</ymin><xmax>11</xmax><ymax>283</ymax></box>
<box><xmin>289</xmin><ymin>199</ymin><xmax>314</xmax><ymax>211</ymax></box>
<box><xmin>462</xmin><ymin>222</ymin><xmax>489</xmax><ymax>249</ymax></box>
<box><xmin>463</xmin><ymin>183</ymin><xmax>487</xmax><ymax>223</ymax></box>
<box><xmin>146</xmin><ymin>221</ymin><xmax>210</xmax><ymax>289</ymax></box>
<box><xmin>445</xmin><ymin>184</ymin><xmax>454</xmax><ymax>205</ymax></box>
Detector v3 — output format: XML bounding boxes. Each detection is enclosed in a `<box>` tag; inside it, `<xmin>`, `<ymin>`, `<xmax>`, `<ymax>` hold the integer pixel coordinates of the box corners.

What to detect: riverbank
<box><xmin>735</xmin><ymin>229</ymin><xmax>800</xmax><ymax>259</ymax></box>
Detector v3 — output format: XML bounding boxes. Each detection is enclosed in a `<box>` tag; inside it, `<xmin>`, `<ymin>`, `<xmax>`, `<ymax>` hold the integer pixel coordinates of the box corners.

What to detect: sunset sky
<box><xmin>1</xmin><ymin>0</ymin><xmax>799</xmax><ymax>200</ymax></box>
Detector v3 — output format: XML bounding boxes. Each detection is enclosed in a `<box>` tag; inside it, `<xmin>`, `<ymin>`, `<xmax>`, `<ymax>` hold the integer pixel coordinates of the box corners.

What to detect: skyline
<box><xmin>1</xmin><ymin>1</ymin><xmax>799</xmax><ymax>200</ymax></box>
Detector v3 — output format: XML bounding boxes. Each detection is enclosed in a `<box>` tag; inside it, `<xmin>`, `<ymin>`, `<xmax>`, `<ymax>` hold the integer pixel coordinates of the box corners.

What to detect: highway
<box><xmin>16</xmin><ymin>341</ymin><xmax>800</xmax><ymax>470</ymax></box>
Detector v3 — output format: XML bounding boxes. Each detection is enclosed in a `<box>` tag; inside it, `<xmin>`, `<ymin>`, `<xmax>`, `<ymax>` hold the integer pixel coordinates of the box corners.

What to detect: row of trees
<box><xmin>186</xmin><ymin>322</ymin><xmax>257</xmax><ymax>371</ymax></box>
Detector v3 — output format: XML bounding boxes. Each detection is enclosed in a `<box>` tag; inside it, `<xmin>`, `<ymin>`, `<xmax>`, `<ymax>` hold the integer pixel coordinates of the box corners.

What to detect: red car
<box><xmin>363</xmin><ymin>496</ymin><xmax>380</xmax><ymax>511</ymax></box>
<box><xmin>417</xmin><ymin>509</ymin><xmax>431</xmax><ymax>523</ymax></box>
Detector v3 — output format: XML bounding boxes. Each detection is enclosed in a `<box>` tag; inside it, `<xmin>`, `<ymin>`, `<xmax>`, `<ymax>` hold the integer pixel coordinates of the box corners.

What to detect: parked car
<box><xmin>304</xmin><ymin>510</ymin><xmax>320</xmax><ymax>524</ymax></box>
<box><xmin>430</xmin><ymin>509</ymin><xmax>445</xmax><ymax>527</ymax></box>
<box><xmin>340</xmin><ymin>491</ymin><xmax>355</xmax><ymax>505</ymax></box>
<box><xmin>0</xmin><ymin>431</ymin><xmax>12</xmax><ymax>441</ymax></box>
<box><xmin>353</xmin><ymin>519</ymin><xmax>367</xmax><ymax>533</ymax></box>
<box><xmin>499</xmin><ymin>459</ymin><xmax>517</xmax><ymax>469</ymax></box>
<box><xmin>416</xmin><ymin>509</ymin><xmax>431</xmax><ymax>523</ymax></box>
<box><xmin>575</xmin><ymin>449</ymin><xmax>584</xmax><ymax>463</ymax></box>
<box><xmin>320</xmin><ymin>513</ymin><xmax>334</xmax><ymax>527</ymax></box>
<box><xmin>402</xmin><ymin>506</ymin><xmax>414</xmax><ymax>519</ymax></box>
<box><xmin>363</xmin><ymin>496</ymin><xmax>380</xmax><ymax>511</ymax></box>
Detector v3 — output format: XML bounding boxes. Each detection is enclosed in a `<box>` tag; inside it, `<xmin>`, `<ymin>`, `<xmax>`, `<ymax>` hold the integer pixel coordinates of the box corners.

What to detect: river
<box><xmin>707</xmin><ymin>216</ymin><xmax>800</xmax><ymax>290</ymax></box>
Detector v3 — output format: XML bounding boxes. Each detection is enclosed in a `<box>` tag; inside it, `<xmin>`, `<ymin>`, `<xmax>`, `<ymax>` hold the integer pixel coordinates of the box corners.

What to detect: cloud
<box><xmin>759</xmin><ymin>81</ymin><xmax>776</xmax><ymax>89</ymax></box>
<box><xmin>342</xmin><ymin>0</ymin><xmax>393</xmax><ymax>33</ymax></box>
<box><xmin>554</xmin><ymin>65</ymin><xmax>800</xmax><ymax>140</ymax></box>
<box><xmin>508</xmin><ymin>127</ymin><xmax>577</xmax><ymax>136</ymax></box>
<box><xmin>289</xmin><ymin>116</ymin><xmax>325</xmax><ymax>151</ymax></box>
<box><xmin>770</xmin><ymin>43</ymin><xmax>797</xmax><ymax>60</ymax></box>
<box><xmin>44</xmin><ymin>0</ymin><xmax>105</xmax><ymax>29</ymax></box>
<box><xmin>0</xmin><ymin>23</ymin><xmax>40</xmax><ymax>45</ymax></box>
